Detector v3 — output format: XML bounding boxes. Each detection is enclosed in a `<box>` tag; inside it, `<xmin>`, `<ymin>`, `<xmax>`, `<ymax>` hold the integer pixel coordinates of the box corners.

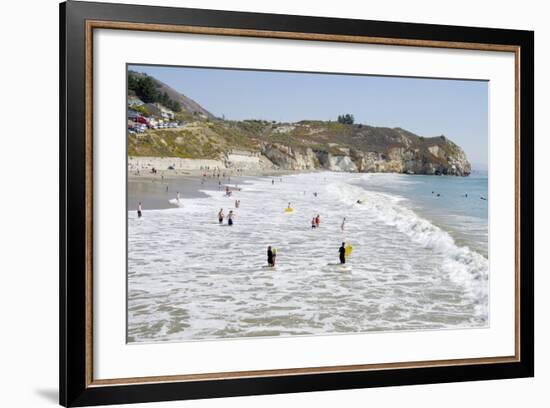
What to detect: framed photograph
<box><xmin>60</xmin><ymin>1</ymin><xmax>534</xmax><ymax>406</ymax></box>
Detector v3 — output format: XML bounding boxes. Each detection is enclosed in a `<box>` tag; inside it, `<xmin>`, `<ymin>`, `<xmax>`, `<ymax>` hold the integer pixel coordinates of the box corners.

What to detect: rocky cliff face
<box><xmin>258</xmin><ymin>135</ymin><xmax>471</xmax><ymax>176</ymax></box>
<box><xmin>252</xmin><ymin>122</ymin><xmax>471</xmax><ymax>176</ymax></box>
<box><xmin>129</xmin><ymin>119</ymin><xmax>472</xmax><ymax>176</ymax></box>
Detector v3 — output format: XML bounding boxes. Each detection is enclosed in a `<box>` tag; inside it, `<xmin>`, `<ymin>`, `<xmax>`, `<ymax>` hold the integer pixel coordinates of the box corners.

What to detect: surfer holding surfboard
<box><xmin>339</xmin><ymin>242</ymin><xmax>353</xmax><ymax>264</ymax></box>
<box><xmin>339</xmin><ymin>242</ymin><xmax>346</xmax><ymax>264</ymax></box>
<box><xmin>285</xmin><ymin>202</ymin><xmax>294</xmax><ymax>213</ymax></box>
<box><xmin>266</xmin><ymin>246</ymin><xmax>278</xmax><ymax>268</ymax></box>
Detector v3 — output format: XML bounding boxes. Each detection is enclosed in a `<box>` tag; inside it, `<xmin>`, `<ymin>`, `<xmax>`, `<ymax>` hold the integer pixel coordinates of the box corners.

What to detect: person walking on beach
<box><xmin>339</xmin><ymin>242</ymin><xmax>346</xmax><ymax>264</ymax></box>
<box><xmin>267</xmin><ymin>246</ymin><xmax>274</xmax><ymax>267</ymax></box>
<box><xmin>341</xmin><ymin>217</ymin><xmax>346</xmax><ymax>231</ymax></box>
<box><xmin>137</xmin><ymin>202</ymin><xmax>142</xmax><ymax>218</ymax></box>
<box><xmin>228</xmin><ymin>210</ymin><xmax>234</xmax><ymax>226</ymax></box>
<box><xmin>315</xmin><ymin>214</ymin><xmax>321</xmax><ymax>228</ymax></box>
<box><xmin>218</xmin><ymin>208</ymin><xmax>224</xmax><ymax>224</ymax></box>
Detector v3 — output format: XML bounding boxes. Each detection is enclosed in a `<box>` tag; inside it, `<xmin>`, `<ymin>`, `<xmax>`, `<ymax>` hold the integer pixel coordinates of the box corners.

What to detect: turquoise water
<box><xmin>356</xmin><ymin>171</ymin><xmax>488</xmax><ymax>257</ymax></box>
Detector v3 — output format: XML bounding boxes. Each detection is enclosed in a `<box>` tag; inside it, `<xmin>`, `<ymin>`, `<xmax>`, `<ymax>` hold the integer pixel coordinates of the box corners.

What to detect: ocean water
<box><xmin>127</xmin><ymin>171</ymin><xmax>489</xmax><ymax>343</ymax></box>
<box><xmin>355</xmin><ymin>171</ymin><xmax>488</xmax><ymax>257</ymax></box>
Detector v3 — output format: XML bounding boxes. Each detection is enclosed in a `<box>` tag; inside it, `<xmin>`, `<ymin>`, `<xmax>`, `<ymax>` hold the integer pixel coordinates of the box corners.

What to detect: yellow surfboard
<box><xmin>345</xmin><ymin>245</ymin><xmax>353</xmax><ymax>257</ymax></box>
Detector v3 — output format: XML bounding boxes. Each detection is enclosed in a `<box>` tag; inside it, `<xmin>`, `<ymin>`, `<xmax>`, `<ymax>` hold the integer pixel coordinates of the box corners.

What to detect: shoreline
<box><xmin>127</xmin><ymin>156</ymin><xmax>322</xmax><ymax>210</ymax></box>
<box><xmin>128</xmin><ymin>171</ymin><xmax>310</xmax><ymax>211</ymax></box>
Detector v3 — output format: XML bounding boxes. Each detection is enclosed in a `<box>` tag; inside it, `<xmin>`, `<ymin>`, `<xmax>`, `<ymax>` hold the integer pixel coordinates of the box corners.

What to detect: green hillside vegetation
<box><xmin>128</xmin><ymin>117</ymin><xmax>461</xmax><ymax>161</ymax></box>
<box><xmin>128</xmin><ymin>71</ymin><xmax>181</xmax><ymax>112</ymax></box>
<box><xmin>128</xmin><ymin>70</ymin><xmax>215</xmax><ymax>119</ymax></box>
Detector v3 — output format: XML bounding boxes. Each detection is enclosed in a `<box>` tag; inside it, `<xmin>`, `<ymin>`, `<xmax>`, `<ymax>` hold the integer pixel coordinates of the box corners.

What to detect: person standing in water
<box><xmin>228</xmin><ymin>210</ymin><xmax>234</xmax><ymax>226</ymax></box>
<box><xmin>315</xmin><ymin>214</ymin><xmax>321</xmax><ymax>228</ymax></box>
<box><xmin>218</xmin><ymin>208</ymin><xmax>224</xmax><ymax>224</ymax></box>
<box><xmin>176</xmin><ymin>191</ymin><xmax>180</xmax><ymax>203</ymax></box>
<box><xmin>272</xmin><ymin>248</ymin><xmax>277</xmax><ymax>266</ymax></box>
<box><xmin>267</xmin><ymin>246</ymin><xmax>274</xmax><ymax>267</ymax></box>
<box><xmin>341</xmin><ymin>217</ymin><xmax>346</xmax><ymax>231</ymax></box>
<box><xmin>339</xmin><ymin>242</ymin><xmax>346</xmax><ymax>264</ymax></box>
<box><xmin>137</xmin><ymin>202</ymin><xmax>142</xmax><ymax>218</ymax></box>
<box><xmin>311</xmin><ymin>217</ymin><xmax>316</xmax><ymax>229</ymax></box>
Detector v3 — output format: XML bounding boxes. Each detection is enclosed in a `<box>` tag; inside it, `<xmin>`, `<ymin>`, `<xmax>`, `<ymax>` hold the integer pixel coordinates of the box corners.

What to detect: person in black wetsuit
<box><xmin>339</xmin><ymin>242</ymin><xmax>346</xmax><ymax>264</ymax></box>
<box><xmin>267</xmin><ymin>246</ymin><xmax>274</xmax><ymax>267</ymax></box>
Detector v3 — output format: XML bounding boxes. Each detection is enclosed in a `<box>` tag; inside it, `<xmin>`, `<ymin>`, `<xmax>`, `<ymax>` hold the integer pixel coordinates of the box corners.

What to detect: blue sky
<box><xmin>130</xmin><ymin>64</ymin><xmax>488</xmax><ymax>169</ymax></box>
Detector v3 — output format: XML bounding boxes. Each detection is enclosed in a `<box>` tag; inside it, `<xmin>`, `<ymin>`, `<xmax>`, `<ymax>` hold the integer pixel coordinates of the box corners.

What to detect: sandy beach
<box><xmin>128</xmin><ymin>156</ymin><xmax>314</xmax><ymax>210</ymax></box>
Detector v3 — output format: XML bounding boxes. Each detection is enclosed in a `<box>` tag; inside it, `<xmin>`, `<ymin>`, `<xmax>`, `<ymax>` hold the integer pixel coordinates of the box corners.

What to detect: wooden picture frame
<box><xmin>60</xmin><ymin>1</ymin><xmax>534</xmax><ymax>406</ymax></box>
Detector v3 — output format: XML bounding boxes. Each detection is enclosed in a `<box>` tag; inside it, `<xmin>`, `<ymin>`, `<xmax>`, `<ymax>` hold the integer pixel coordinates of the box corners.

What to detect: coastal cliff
<box><xmin>129</xmin><ymin>120</ymin><xmax>471</xmax><ymax>176</ymax></box>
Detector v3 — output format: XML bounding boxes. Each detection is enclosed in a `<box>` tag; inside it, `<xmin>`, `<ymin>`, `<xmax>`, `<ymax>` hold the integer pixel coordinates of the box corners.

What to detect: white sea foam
<box><xmin>327</xmin><ymin>182</ymin><xmax>488</xmax><ymax>318</ymax></box>
<box><xmin>168</xmin><ymin>198</ymin><xmax>185</xmax><ymax>207</ymax></box>
<box><xmin>128</xmin><ymin>172</ymin><xmax>489</xmax><ymax>343</ymax></box>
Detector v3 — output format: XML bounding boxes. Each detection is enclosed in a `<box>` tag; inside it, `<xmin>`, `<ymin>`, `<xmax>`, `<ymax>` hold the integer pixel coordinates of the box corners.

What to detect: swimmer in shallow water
<box><xmin>267</xmin><ymin>246</ymin><xmax>274</xmax><ymax>267</ymax></box>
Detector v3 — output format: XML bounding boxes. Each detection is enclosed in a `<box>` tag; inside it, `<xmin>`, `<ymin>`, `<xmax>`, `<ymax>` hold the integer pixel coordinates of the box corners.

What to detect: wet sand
<box><xmin>128</xmin><ymin>164</ymin><xmax>313</xmax><ymax>211</ymax></box>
